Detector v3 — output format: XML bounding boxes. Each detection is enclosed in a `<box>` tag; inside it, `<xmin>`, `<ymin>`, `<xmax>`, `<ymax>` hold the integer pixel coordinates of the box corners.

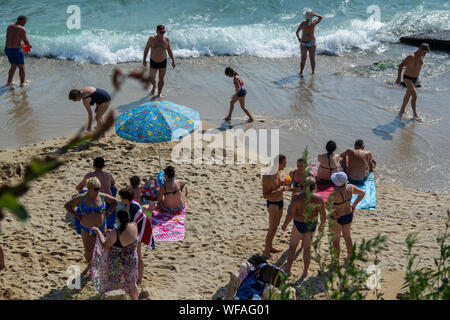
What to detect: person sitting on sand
<box><xmin>317</xmin><ymin>140</ymin><xmax>340</xmax><ymax>184</ymax></box>
<box><xmin>223</xmin><ymin>67</ymin><xmax>254</xmax><ymax>123</ymax></box>
<box><xmin>118</xmin><ymin>187</ymin><xmax>154</xmax><ymax>285</ymax></box>
<box><xmin>69</xmin><ymin>87</ymin><xmax>111</xmax><ymax>132</ymax></box>
<box><xmin>282</xmin><ymin>177</ymin><xmax>326</xmax><ymax>279</ymax></box>
<box><xmin>77</xmin><ymin>157</ymin><xmax>117</xmax><ymax>229</ymax></box>
<box><xmin>5</xmin><ymin>15</ymin><xmax>32</xmax><ymax>87</ymax></box>
<box><xmin>329</xmin><ymin>172</ymin><xmax>365</xmax><ymax>265</ymax></box>
<box><xmin>289</xmin><ymin>157</ymin><xmax>314</xmax><ymax>194</ymax></box>
<box><xmin>0</xmin><ymin>244</ymin><xmax>5</xmax><ymax>272</ymax></box>
<box><xmin>157</xmin><ymin>166</ymin><xmax>188</xmax><ymax>214</ymax></box>
<box><xmin>90</xmin><ymin>209</ymin><xmax>139</xmax><ymax>300</ymax></box>
<box><xmin>65</xmin><ymin>177</ymin><xmax>118</xmax><ymax>262</ymax></box>
<box><xmin>340</xmin><ymin>139</ymin><xmax>376</xmax><ymax>185</ymax></box>
<box><xmin>262</xmin><ymin>154</ymin><xmax>289</xmax><ymax>259</ymax></box>
<box><xmin>143</xmin><ymin>25</ymin><xmax>176</xmax><ymax>97</ymax></box>
<box><xmin>129</xmin><ymin>175</ymin><xmax>142</xmax><ymax>204</ymax></box>
<box><xmin>396</xmin><ymin>43</ymin><xmax>430</xmax><ymax>122</ymax></box>
<box><xmin>296</xmin><ymin>10</ymin><xmax>322</xmax><ymax>76</ymax></box>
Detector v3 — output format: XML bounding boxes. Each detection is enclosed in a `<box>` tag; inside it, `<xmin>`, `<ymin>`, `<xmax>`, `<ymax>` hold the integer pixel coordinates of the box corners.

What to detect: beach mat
<box><xmin>151</xmin><ymin>209</ymin><xmax>185</xmax><ymax>242</ymax></box>
<box><xmin>316</xmin><ymin>181</ymin><xmax>335</xmax><ymax>205</ymax></box>
<box><xmin>351</xmin><ymin>173</ymin><xmax>376</xmax><ymax>211</ymax></box>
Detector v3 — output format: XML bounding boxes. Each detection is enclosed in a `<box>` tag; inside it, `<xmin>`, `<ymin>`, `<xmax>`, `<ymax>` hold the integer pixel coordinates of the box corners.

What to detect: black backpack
<box><xmin>256</xmin><ymin>263</ymin><xmax>286</xmax><ymax>287</ymax></box>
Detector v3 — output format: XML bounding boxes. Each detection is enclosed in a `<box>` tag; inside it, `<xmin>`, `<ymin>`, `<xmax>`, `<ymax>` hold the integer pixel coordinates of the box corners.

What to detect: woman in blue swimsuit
<box><xmin>65</xmin><ymin>177</ymin><xmax>118</xmax><ymax>262</ymax></box>
<box><xmin>295</xmin><ymin>10</ymin><xmax>322</xmax><ymax>76</ymax></box>
<box><xmin>69</xmin><ymin>86</ymin><xmax>111</xmax><ymax>133</ymax></box>
<box><xmin>329</xmin><ymin>172</ymin><xmax>365</xmax><ymax>266</ymax></box>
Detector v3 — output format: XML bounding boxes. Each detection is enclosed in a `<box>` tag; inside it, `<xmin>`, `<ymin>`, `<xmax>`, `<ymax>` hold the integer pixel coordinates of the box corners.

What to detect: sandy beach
<box><xmin>0</xmin><ymin>127</ymin><xmax>448</xmax><ymax>300</ymax></box>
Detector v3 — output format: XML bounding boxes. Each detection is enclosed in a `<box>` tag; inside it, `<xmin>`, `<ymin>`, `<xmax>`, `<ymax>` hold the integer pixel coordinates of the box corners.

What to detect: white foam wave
<box><xmin>23</xmin><ymin>9</ymin><xmax>448</xmax><ymax>64</ymax></box>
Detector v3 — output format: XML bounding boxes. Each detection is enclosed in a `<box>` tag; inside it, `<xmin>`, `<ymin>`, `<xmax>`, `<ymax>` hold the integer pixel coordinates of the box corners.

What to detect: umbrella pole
<box><xmin>158</xmin><ymin>143</ymin><xmax>161</xmax><ymax>171</ymax></box>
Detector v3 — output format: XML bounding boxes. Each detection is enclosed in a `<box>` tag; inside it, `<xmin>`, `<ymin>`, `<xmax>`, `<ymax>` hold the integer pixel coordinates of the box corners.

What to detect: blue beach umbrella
<box><xmin>115</xmin><ymin>100</ymin><xmax>201</xmax><ymax>169</ymax></box>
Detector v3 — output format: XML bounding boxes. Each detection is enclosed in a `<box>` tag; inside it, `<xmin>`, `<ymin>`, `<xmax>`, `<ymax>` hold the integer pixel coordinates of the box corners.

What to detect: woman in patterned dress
<box><xmin>90</xmin><ymin>209</ymin><xmax>139</xmax><ymax>299</ymax></box>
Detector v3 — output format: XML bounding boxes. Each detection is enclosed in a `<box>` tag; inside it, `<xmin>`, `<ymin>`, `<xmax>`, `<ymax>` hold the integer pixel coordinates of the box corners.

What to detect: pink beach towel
<box><xmin>151</xmin><ymin>207</ymin><xmax>186</xmax><ymax>242</ymax></box>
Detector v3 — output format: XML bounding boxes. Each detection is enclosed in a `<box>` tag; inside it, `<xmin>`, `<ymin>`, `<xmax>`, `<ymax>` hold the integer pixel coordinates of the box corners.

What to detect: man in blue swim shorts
<box><xmin>282</xmin><ymin>177</ymin><xmax>326</xmax><ymax>279</ymax></box>
<box><xmin>4</xmin><ymin>15</ymin><xmax>32</xmax><ymax>87</ymax></box>
<box><xmin>262</xmin><ymin>154</ymin><xmax>289</xmax><ymax>259</ymax></box>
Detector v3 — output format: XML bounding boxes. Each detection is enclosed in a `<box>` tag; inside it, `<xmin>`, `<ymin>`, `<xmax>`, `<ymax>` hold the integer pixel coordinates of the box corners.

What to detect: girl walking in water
<box><xmin>224</xmin><ymin>67</ymin><xmax>254</xmax><ymax>123</ymax></box>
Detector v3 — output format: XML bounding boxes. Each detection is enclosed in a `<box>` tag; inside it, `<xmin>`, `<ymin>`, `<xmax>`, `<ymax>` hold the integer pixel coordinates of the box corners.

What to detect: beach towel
<box><xmin>129</xmin><ymin>200</ymin><xmax>155</xmax><ymax>250</ymax></box>
<box><xmin>151</xmin><ymin>207</ymin><xmax>186</xmax><ymax>242</ymax></box>
<box><xmin>351</xmin><ymin>173</ymin><xmax>376</xmax><ymax>210</ymax></box>
<box><xmin>316</xmin><ymin>180</ymin><xmax>335</xmax><ymax>205</ymax></box>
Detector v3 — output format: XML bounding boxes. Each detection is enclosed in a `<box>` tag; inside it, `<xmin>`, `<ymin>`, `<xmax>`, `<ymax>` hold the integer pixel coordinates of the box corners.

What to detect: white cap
<box><xmin>331</xmin><ymin>172</ymin><xmax>348</xmax><ymax>187</ymax></box>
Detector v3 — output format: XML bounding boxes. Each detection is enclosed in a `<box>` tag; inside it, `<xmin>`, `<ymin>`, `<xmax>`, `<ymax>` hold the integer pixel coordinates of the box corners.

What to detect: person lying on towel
<box><xmin>156</xmin><ymin>166</ymin><xmax>188</xmax><ymax>214</ymax></box>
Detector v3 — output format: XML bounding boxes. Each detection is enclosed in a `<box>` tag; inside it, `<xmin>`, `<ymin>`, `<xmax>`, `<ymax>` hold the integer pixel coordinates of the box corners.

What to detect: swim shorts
<box><xmin>150</xmin><ymin>59</ymin><xmax>167</xmax><ymax>69</ymax></box>
<box><xmin>5</xmin><ymin>47</ymin><xmax>24</xmax><ymax>65</ymax></box>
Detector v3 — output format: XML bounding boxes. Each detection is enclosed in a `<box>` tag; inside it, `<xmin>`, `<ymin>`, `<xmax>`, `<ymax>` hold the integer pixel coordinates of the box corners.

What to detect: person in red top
<box><xmin>5</xmin><ymin>15</ymin><xmax>32</xmax><ymax>87</ymax></box>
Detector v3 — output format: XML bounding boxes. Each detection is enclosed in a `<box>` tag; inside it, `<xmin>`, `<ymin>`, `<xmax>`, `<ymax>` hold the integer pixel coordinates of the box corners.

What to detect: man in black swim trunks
<box><xmin>262</xmin><ymin>154</ymin><xmax>289</xmax><ymax>259</ymax></box>
<box><xmin>143</xmin><ymin>25</ymin><xmax>176</xmax><ymax>97</ymax></box>
<box><xmin>396</xmin><ymin>43</ymin><xmax>430</xmax><ymax>121</ymax></box>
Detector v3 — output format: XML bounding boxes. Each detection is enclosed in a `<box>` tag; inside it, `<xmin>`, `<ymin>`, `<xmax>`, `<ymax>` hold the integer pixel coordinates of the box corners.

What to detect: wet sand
<box><xmin>0</xmin><ymin>129</ymin><xmax>448</xmax><ymax>299</ymax></box>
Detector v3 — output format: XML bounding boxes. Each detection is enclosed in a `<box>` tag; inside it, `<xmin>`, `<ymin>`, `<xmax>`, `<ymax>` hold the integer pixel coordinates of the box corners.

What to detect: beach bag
<box><xmin>234</xmin><ymin>269</ymin><xmax>265</xmax><ymax>300</ymax></box>
<box><xmin>247</xmin><ymin>254</ymin><xmax>267</xmax><ymax>269</ymax></box>
<box><xmin>256</xmin><ymin>263</ymin><xmax>286</xmax><ymax>287</ymax></box>
<box><xmin>142</xmin><ymin>171</ymin><xmax>165</xmax><ymax>202</ymax></box>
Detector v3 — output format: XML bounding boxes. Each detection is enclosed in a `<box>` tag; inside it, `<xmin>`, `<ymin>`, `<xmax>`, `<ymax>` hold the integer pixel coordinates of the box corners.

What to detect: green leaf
<box><xmin>0</xmin><ymin>192</ymin><xmax>29</xmax><ymax>221</ymax></box>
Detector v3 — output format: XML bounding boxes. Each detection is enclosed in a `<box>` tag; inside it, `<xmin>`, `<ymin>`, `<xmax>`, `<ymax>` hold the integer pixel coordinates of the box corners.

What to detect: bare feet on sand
<box><xmin>270</xmin><ymin>247</ymin><xmax>282</xmax><ymax>253</ymax></box>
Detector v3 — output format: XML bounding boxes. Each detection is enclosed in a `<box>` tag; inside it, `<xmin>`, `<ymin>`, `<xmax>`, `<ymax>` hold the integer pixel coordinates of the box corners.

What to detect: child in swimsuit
<box><xmin>224</xmin><ymin>67</ymin><xmax>254</xmax><ymax>123</ymax></box>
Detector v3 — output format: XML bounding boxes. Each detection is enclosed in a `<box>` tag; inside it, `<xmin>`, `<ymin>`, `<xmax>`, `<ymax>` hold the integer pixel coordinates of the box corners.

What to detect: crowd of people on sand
<box><xmin>1</xmin><ymin>8</ymin><xmax>434</xmax><ymax>298</ymax></box>
<box><xmin>263</xmin><ymin>139</ymin><xmax>376</xmax><ymax>281</ymax></box>
<box><xmin>61</xmin><ymin>158</ymin><xmax>187</xmax><ymax>299</ymax></box>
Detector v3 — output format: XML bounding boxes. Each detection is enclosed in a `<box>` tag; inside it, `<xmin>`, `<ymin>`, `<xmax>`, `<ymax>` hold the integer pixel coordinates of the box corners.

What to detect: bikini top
<box><xmin>333</xmin><ymin>186</ymin><xmax>352</xmax><ymax>206</ymax></box>
<box><xmin>79</xmin><ymin>194</ymin><xmax>106</xmax><ymax>214</ymax></box>
<box><xmin>113</xmin><ymin>229</ymin><xmax>123</xmax><ymax>248</ymax></box>
<box><xmin>292</xmin><ymin>169</ymin><xmax>311</xmax><ymax>188</ymax></box>
<box><xmin>320</xmin><ymin>154</ymin><xmax>337</xmax><ymax>173</ymax></box>
<box><xmin>162</xmin><ymin>182</ymin><xmax>181</xmax><ymax>196</ymax></box>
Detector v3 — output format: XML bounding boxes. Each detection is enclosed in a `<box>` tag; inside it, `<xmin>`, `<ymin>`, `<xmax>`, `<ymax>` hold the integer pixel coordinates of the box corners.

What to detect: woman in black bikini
<box><xmin>330</xmin><ymin>172</ymin><xmax>365</xmax><ymax>265</ymax></box>
<box><xmin>289</xmin><ymin>157</ymin><xmax>314</xmax><ymax>194</ymax></box>
<box><xmin>69</xmin><ymin>86</ymin><xmax>111</xmax><ymax>132</ymax></box>
<box><xmin>317</xmin><ymin>140</ymin><xmax>340</xmax><ymax>184</ymax></box>
<box><xmin>157</xmin><ymin>166</ymin><xmax>188</xmax><ymax>214</ymax></box>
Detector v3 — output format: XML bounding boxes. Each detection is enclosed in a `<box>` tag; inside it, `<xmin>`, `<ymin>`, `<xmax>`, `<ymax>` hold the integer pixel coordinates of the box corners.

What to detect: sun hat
<box><xmin>331</xmin><ymin>172</ymin><xmax>348</xmax><ymax>187</ymax></box>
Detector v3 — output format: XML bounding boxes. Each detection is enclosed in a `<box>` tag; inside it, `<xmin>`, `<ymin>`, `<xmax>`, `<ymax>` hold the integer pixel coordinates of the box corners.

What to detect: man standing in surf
<box><xmin>143</xmin><ymin>25</ymin><xmax>176</xmax><ymax>97</ymax></box>
<box><xmin>4</xmin><ymin>15</ymin><xmax>32</xmax><ymax>87</ymax></box>
<box><xmin>396</xmin><ymin>43</ymin><xmax>430</xmax><ymax>122</ymax></box>
<box><xmin>296</xmin><ymin>10</ymin><xmax>322</xmax><ymax>77</ymax></box>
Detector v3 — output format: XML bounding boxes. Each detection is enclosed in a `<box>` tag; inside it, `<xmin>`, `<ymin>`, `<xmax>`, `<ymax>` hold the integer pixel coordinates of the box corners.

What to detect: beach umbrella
<box><xmin>115</xmin><ymin>100</ymin><xmax>200</xmax><ymax>170</ymax></box>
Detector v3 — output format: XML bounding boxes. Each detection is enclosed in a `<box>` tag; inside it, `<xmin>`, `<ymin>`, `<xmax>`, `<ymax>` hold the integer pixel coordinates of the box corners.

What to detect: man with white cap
<box><xmin>329</xmin><ymin>172</ymin><xmax>365</xmax><ymax>265</ymax></box>
<box><xmin>295</xmin><ymin>10</ymin><xmax>322</xmax><ymax>76</ymax></box>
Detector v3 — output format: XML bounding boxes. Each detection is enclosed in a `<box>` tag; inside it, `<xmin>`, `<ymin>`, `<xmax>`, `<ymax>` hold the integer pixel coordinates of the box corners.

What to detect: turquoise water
<box><xmin>1</xmin><ymin>0</ymin><xmax>449</xmax><ymax>63</ymax></box>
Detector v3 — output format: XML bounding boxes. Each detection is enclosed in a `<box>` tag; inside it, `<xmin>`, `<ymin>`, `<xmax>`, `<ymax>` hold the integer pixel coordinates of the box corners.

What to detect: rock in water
<box><xmin>400</xmin><ymin>31</ymin><xmax>450</xmax><ymax>52</ymax></box>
